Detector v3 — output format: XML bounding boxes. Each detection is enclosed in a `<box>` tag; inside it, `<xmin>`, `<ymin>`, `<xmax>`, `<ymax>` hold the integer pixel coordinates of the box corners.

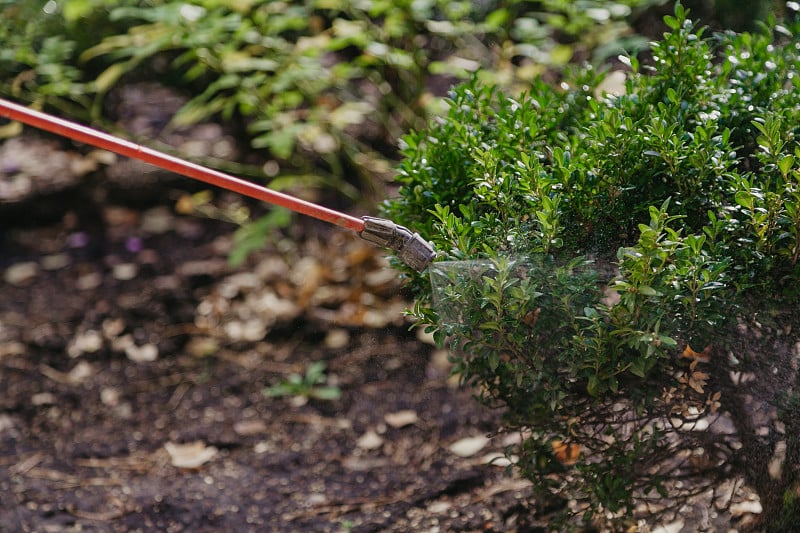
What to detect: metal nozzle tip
<box><xmin>359</xmin><ymin>216</ymin><xmax>435</xmax><ymax>272</ymax></box>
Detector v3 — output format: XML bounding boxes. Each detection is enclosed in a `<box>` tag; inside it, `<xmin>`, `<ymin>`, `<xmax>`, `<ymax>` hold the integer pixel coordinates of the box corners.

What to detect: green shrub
<box><xmin>384</xmin><ymin>3</ymin><xmax>800</xmax><ymax>528</ymax></box>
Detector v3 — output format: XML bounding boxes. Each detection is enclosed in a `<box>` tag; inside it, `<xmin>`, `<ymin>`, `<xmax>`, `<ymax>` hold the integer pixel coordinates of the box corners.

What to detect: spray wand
<box><xmin>0</xmin><ymin>98</ymin><xmax>434</xmax><ymax>272</ymax></box>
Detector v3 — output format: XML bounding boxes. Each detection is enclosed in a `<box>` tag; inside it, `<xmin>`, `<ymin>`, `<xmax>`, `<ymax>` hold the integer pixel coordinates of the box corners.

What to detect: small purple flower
<box><xmin>67</xmin><ymin>232</ymin><xmax>90</xmax><ymax>248</ymax></box>
<box><xmin>125</xmin><ymin>236</ymin><xmax>144</xmax><ymax>253</ymax></box>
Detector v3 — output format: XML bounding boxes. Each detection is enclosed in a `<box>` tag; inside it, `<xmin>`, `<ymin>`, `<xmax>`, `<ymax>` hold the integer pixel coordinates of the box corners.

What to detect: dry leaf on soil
<box><xmin>384</xmin><ymin>410</ymin><xmax>418</xmax><ymax>428</ymax></box>
<box><xmin>551</xmin><ymin>439</ymin><xmax>581</xmax><ymax>465</ymax></box>
<box><xmin>688</xmin><ymin>370</ymin><xmax>709</xmax><ymax>394</ymax></box>
<box><xmin>356</xmin><ymin>430</ymin><xmax>384</xmax><ymax>451</ymax></box>
<box><xmin>164</xmin><ymin>441</ymin><xmax>218</xmax><ymax>469</ymax></box>
<box><xmin>448</xmin><ymin>435</ymin><xmax>489</xmax><ymax>458</ymax></box>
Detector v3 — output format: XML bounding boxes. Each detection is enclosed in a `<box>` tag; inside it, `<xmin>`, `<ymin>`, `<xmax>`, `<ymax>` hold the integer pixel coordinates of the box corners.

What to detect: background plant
<box><xmin>263</xmin><ymin>361</ymin><xmax>341</xmax><ymax>407</ymax></box>
<box><xmin>384</xmin><ymin>3</ymin><xmax>800</xmax><ymax>528</ymax></box>
<box><xmin>0</xmin><ymin>0</ymin><xmax>667</xmax><ymax>247</ymax></box>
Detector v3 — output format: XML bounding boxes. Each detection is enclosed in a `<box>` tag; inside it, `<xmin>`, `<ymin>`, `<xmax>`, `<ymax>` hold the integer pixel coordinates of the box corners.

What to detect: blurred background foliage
<box><xmin>0</xmin><ymin>0</ymin><xmax>787</xmax><ymax>233</ymax></box>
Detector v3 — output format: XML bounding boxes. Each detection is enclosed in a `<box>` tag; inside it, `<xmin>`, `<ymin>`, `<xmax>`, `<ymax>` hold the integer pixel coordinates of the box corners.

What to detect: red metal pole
<box><xmin>0</xmin><ymin>98</ymin><xmax>365</xmax><ymax>232</ymax></box>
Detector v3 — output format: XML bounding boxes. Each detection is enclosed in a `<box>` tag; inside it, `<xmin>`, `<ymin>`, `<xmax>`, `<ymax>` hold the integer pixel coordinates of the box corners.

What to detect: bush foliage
<box><xmin>384</xmin><ymin>3</ymin><xmax>800</xmax><ymax>528</ymax></box>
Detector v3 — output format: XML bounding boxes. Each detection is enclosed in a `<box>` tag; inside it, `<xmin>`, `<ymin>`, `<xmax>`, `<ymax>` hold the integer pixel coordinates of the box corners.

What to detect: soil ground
<box><xmin>0</xmin><ymin>153</ymin><xmax>539</xmax><ymax>532</ymax></box>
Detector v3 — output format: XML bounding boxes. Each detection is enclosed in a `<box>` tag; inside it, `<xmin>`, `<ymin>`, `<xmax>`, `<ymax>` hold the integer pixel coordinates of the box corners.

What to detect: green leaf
<box><xmin>93</xmin><ymin>63</ymin><xmax>126</xmax><ymax>93</ymax></box>
<box><xmin>779</xmin><ymin>155</ymin><xmax>795</xmax><ymax>176</ymax></box>
<box><xmin>629</xmin><ymin>359</ymin><xmax>646</xmax><ymax>378</ymax></box>
<box><xmin>663</xmin><ymin>15</ymin><xmax>679</xmax><ymax>30</ymax></box>
<box><xmin>485</xmin><ymin>8</ymin><xmax>509</xmax><ymax>30</ymax></box>
<box><xmin>735</xmin><ymin>190</ymin><xmax>754</xmax><ymax>210</ymax></box>
<box><xmin>658</xmin><ymin>335</ymin><xmax>677</xmax><ymax>347</ymax></box>
<box><xmin>638</xmin><ymin>285</ymin><xmax>659</xmax><ymax>296</ymax></box>
<box><xmin>311</xmin><ymin>386</ymin><xmax>342</xmax><ymax>400</ymax></box>
<box><xmin>550</xmin><ymin>44</ymin><xmax>573</xmax><ymax>65</ymax></box>
<box><xmin>63</xmin><ymin>0</ymin><xmax>93</xmax><ymax>24</ymax></box>
<box><xmin>587</xmin><ymin>375</ymin><xmax>601</xmax><ymax>397</ymax></box>
<box><xmin>609</xmin><ymin>376</ymin><xmax>619</xmax><ymax>393</ymax></box>
<box><xmin>228</xmin><ymin>208</ymin><xmax>291</xmax><ymax>267</ymax></box>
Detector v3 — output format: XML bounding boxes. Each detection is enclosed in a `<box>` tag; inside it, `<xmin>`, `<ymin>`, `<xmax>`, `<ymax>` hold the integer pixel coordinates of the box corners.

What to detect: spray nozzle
<box><xmin>359</xmin><ymin>216</ymin><xmax>435</xmax><ymax>272</ymax></box>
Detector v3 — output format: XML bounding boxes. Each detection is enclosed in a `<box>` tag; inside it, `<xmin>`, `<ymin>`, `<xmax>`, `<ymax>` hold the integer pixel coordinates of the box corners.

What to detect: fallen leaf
<box><xmin>102</xmin><ymin>206</ymin><xmax>139</xmax><ymax>227</ymax></box>
<box><xmin>68</xmin><ymin>330</ymin><xmax>103</xmax><ymax>357</ymax></box>
<box><xmin>707</xmin><ymin>391</ymin><xmax>722</xmax><ymax>414</ymax></box>
<box><xmin>523</xmin><ymin>308</ymin><xmax>541</xmax><ymax>328</ymax></box>
<box><xmin>76</xmin><ymin>272</ymin><xmax>103</xmax><ymax>291</ymax></box>
<box><xmin>67</xmin><ymin>361</ymin><xmax>94</xmax><ymax>383</ymax></box>
<box><xmin>730</xmin><ymin>499</ymin><xmax>763</xmax><ymax>516</ymax></box>
<box><xmin>0</xmin><ymin>341</ymin><xmax>26</xmax><ymax>358</ymax></box>
<box><xmin>31</xmin><ymin>392</ymin><xmax>57</xmax><ymax>406</ymax></box>
<box><xmin>4</xmin><ymin>262</ymin><xmax>38</xmax><ymax>286</ymax></box>
<box><xmin>356</xmin><ymin>430</ymin><xmax>384</xmax><ymax>451</ymax></box>
<box><xmin>100</xmin><ymin>387</ymin><xmax>120</xmax><ymax>407</ymax></box>
<box><xmin>233</xmin><ymin>420</ymin><xmax>267</xmax><ymax>436</ymax></box>
<box><xmin>40</xmin><ymin>253</ymin><xmax>71</xmax><ymax>271</ymax></box>
<box><xmin>164</xmin><ymin>441</ymin><xmax>218</xmax><ymax>469</ymax></box>
<box><xmin>681</xmin><ymin>344</ymin><xmax>712</xmax><ymax>363</ymax></box>
<box><xmin>0</xmin><ymin>414</ymin><xmax>15</xmax><ymax>433</ymax></box>
<box><xmin>223</xmin><ymin>319</ymin><xmax>267</xmax><ymax>343</ymax></box>
<box><xmin>384</xmin><ymin>410</ymin><xmax>418</xmax><ymax>429</ymax></box>
<box><xmin>552</xmin><ymin>439</ymin><xmax>581</xmax><ymax>465</ymax></box>
<box><xmin>481</xmin><ymin>452</ymin><xmax>517</xmax><ymax>467</ymax></box>
<box><xmin>39</xmin><ymin>363</ymin><xmax>93</xmax><ymax>385</ymax></box>
<box><xmin>186</xmin><ymin>336</ymin><xmax>219</xmax><ymax>358</ymax></box>
<box><xmin>448</xmin><ymin>435</ymin><xmax>489</xmax><ymax>458</ymax></box>
<box><xmin>362</xmin><ymin>308</ymin><xmax>393</xmax><ymax>328</ymax></box>
<box><xmin>342</xmin><ymin>456</ymin><xmax>391</xmax><ymax>471</ymax></box>
<box><xmin>177</xmin><ymin>259</ymin><xmax>229</xmax><ymax>278</ymax></box>
<box><xmin>125</xmin><ymin>342</ymin><xmax>158</xmax><ymax>363</ymax></box>
<box><xmin>112</xmin><ymin>263</ymin><xmax>138</xmax><ymax>281</ymax></box>
<box><xmin>102</xmin><ymin>318</ymin><xmax>126</xmax><ymax>338</ymax></box>
<box><xmin>688</xmin><ymin>370</ymin><xmax>709</xmax><ymax>394</ymax></box>
<box><xmin>290</xmin><ymin>257</ymin><xmax>324</xmax><ymax>305</ymax></box>
<box><xmin>324</xmin><ymin>328</ymin><xmax>350</xmax><ymax>349</ymax></box>
<box><xmin>426</xmin><ymin>501</ymin><xmax>452</xmax><ymax>514</ymax></box>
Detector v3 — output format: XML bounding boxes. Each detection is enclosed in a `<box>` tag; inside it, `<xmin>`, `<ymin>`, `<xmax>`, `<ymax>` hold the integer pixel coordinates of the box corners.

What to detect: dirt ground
<box><xmin>0</xmin><ymin>142</ymin><xmax>542</xmax><ymax>532</ymax></box>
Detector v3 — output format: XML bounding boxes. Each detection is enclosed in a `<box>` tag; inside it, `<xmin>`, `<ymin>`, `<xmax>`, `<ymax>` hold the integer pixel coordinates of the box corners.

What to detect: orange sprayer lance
<box><xmin>0</xmin><ymin>98</ymin><xmax>434</xmax><ymax>272</ymax></box>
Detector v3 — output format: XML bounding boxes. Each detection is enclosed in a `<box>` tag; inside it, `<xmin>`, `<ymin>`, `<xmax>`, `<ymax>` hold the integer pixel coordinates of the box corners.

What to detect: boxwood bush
<box><xmin>384</xmin><ymin>3</ymin><xmax>800</xmax><ymax>529</ymax></box>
